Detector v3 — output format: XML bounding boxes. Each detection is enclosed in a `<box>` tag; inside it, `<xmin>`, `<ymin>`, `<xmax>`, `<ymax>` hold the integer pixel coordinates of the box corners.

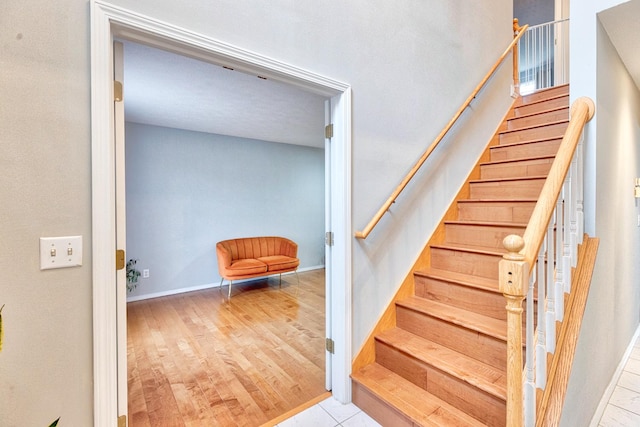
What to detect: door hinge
<box><xmin>114</xmin><ymin>80</ymin><xmax>123</xmax><ymax>102</ymax></box>
<box><xmin>116</xmin><ymin>249</ymin><xmax>125</xmax><ymax>271</ymax></box>
<box><xmin>325</xmin><ymin>338</ymin><xmax>335</xmax><ymax>354</ymax></box>
<box><xmin>325</xmin><ymin>231</ymin><xmax>334</xmax><ymax>247</ymax></box>
<box><xmin>118</xmin><ymin>414</ymin><xmax>127</xmax><ymax>427</ymax></box>
<box><xmin>325</xmin><ymin>124</ymin><xmax>333</xmax><ymax>139</ymax></box>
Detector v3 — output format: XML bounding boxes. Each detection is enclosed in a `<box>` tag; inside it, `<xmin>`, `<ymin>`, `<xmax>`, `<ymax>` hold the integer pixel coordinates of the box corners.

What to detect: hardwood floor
<box><xmin>127</xmin><ymin>269</ymin><xmax>327</xmax><ymax>427</ymax></box>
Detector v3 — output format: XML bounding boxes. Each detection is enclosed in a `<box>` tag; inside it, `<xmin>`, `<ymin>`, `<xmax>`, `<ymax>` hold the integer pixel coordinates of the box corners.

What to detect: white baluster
<box><xmin>555</xmin><ymin>196</ymin><xmax>564</xmax><ymax>322</ymax></box>
<box><xmin>536</xmin><ymin>242</ymin><xmax>547</xmax><ymax>389</ymax></box>
<box><xmin>563</xmin><ymin>179</ymin><xmax>572</xmax><ymax>294</ymax></box>
<box><xmin>546</xmin><ymin>209</ymin><xmax>556</xmax><ymax>353</ymax></box>
<box><xmin>570</xmin><ymin>152</ymin><xmax>578</xmax><ymax>267</ymax></box>
<box><xmin>525</xmin><ymin>273</ymin><xmax>536</xmax><ymax>427</ymax></box>
<box><xmin>576</xmin><ymin>134</ymin><xmax>585</xmax><ymax>244</ymax></box>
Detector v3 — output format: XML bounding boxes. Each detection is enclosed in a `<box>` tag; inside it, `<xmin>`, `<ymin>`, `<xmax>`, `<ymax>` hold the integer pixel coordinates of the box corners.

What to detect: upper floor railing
<box><xmin>355</xmin><ymin>19</ymin><xmax>529</xmax><ymax>239</ymax></box>
<box><xmin>518</xmin><ymin>18</ymin><xmax>570</xmax><ymax>95</ymax></box>
<box><xmin>499</xmin><ymin>97</ymin><xmax>595</xmax><ymax>426</ymax></box>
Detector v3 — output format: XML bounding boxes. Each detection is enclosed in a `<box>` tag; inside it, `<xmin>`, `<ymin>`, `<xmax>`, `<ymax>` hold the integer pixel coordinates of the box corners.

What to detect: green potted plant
<box><xmin>126</xmin><ymin>259</ymin><xmax>141</xmax><ymax>292</ymax></box>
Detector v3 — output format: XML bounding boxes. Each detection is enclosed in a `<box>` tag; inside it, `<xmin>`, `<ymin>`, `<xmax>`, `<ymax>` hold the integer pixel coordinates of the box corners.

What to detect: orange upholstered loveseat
<box><xmin>216</xmin><ymin>236</ymin><xmax>300</xmax><ymax>298</ymax></box>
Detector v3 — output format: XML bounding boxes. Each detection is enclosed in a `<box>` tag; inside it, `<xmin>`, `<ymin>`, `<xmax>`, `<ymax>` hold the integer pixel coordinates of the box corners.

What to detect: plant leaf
<box><xmin>49</xmin><ymin>417</ymin><xmax>60</xmax><ymax>427</ymax></box>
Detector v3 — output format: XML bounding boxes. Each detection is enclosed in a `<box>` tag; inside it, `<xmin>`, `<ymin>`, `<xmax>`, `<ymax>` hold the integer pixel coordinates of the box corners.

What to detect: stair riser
<box><xmin>499</xmin><ymin>122</ymin><xmax>568</xmax><ymax>145</ymax></box>
<box><xmin>507</xmin><ymin>109</ymin><xmax>568</xmax><ymax>131</ymax></box>
<box><xmin>395</xmin><ymin>306</ymin><xmax>507</xmax><ymax>370</ymax></box>
<box><xmin>469</xmin><ymin>178</ymin><xmax>545</xmax><ymax>199</ymax></box>
<box><xmin>444</xmin><ymin>223</ymin><xmax>526</xmax><ymax>249</ymax></box>
<box><xmin>457</xmin><ymin>201</ymin><xmax>536</xmax><ymax>223</ymax></box>
<box><xmin>514</xmin><ymin>96</ymin><xmax>569</xmax><ymax>117</ymax></box>
<box><xmin>430</xmin><ymin>247</ymin><xmax>501</xmax><ymax>280</ymax></box>
<box><xmin>520</xmin><ymin>85</ymin><xmax>569</xmax><ymax>104</ymax></box>
<box><xmin>480</xmin><ymin>157</ymin><xmax>554</xmax><ymax>179</ymax></box>
<box><xmin>415</xmin><ymin>276</ymin><xmax>505</xmax><ymax>320</ymax></box>
<box><xmin>376</xmin><ymin>341</ymin><xmax>506</xmax><ymax>426</ymax></box>
<box><xmin>351</xmin><ymin>382</ymin><xmax>413</xmax><ymax>427</ymax></box>
<box><xmin>490</xmin><ymin>138</ymin><xmax>561</xmax><ymax>161</ymax></box>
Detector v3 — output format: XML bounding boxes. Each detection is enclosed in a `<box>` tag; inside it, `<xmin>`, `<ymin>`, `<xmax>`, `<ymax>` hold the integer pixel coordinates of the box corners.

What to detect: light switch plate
<box><xmin>40</xmin><ymin>236</ymin><xmax>83</xmax><ymax>270</ymax></box>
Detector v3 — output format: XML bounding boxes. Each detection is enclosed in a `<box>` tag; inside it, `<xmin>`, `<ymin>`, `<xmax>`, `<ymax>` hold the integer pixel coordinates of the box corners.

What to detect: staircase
<box><xmin>351</xmin><ymin>85</ymin><xmax>570</xmax><ymax>426</ymax></box>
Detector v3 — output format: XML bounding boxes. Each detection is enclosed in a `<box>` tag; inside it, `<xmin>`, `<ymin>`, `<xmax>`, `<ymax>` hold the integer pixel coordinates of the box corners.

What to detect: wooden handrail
<box><xmin>355</xmin><ymin>19</ymin><xmax>529</xmax><ymax>239</ymax></box>
<box><xmin>519</xmin><ymin>97</ymin><xmax>595</xmax><ymax>266</ymax></box>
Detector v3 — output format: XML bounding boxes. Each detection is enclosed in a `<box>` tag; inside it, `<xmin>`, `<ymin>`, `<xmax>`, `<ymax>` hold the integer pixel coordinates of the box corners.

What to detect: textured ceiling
<box><xmin>122</xmin><ymin>41</ymin><xmax>328</xmax><ymax>148</ymax></box>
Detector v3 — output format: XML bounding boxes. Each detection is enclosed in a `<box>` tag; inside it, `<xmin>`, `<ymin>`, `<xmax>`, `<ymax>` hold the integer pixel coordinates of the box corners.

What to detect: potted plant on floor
<box><xmin>126</xmin><ymin>259</ymin><xmax>141</xmax><ymax>292</ymax></box>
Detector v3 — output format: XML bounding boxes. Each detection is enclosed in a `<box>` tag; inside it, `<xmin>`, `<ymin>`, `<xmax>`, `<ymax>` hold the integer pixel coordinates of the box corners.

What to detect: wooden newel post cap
<box><xmin>503</xmin><ymin>235</ymin><xmax>525</xmax><ymax>261</ymax></box>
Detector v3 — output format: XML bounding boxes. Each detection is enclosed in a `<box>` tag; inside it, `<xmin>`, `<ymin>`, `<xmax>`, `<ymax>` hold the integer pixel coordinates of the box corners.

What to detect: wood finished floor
<box><xmin>127</xmin><ymin>269</ymin><xmax>327</xmax><ymax>427</ymax></box>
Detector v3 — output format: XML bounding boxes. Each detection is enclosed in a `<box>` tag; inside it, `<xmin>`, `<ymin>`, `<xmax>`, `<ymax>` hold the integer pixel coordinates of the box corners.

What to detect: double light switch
<box><xmin>39</xmin><ymin>236</ymin><xmax>83</xmax><ymax>270</ymax></box>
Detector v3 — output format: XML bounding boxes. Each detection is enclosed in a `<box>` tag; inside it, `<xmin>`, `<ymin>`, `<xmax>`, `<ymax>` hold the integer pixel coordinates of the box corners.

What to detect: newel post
<box><xmin>512</xmin><ymin>18</ymin><xmax>521</xmax><ymax>96</ymax></box>
<box><xmin>500</xmin><ymin>234</ymin><xmax>529</xmax><ymax>427</ymax></box>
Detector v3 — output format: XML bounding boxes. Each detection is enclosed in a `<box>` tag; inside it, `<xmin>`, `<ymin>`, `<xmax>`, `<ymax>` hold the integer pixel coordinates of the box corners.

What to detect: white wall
<box><xmin>0</xmin><ymin>1</ymin><xmax>93</xmax><ymax>426</ymax></box>
<box><xmin>125</xmin><ymin>122</ymin><xmax>325</xmax><ymax>299</ymax></box>
<box><xmin>563</xmin><ymin>1</ymin><xmax>640</xmax><ymax>425</ymax></box>
<box><xmin>0</xmin><ymin>0</ymin><xmax>512</xmax><ymax>424</ymax></box>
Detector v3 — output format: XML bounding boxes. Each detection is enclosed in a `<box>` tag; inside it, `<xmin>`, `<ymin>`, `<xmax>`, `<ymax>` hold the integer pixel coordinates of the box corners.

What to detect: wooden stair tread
<box><xmin>414</xmin><ymin>267</ymin><xmax>500</xmax><ymax>293</ymax></box>
<box><xmin>480</xmin><ymin>154</ymin><xmax>555</xmax><ymax>167</ymax></box>
<box><xmin>376</xmin><ymin>327</ymin><xmax>507</xmax><ymax>400</ymax></box>
<box><xmin>352</xmin><ymin>363</ymin><xmax>487</xmax><ymax>427</ymax></box>
<box><xmin>444</xmin><ymin>220</ymin><xmax>527</xmax><ymax>228</ymax></box>
<box><xmin>518</xmin><ymin>85</ymin><xmax>569</xmax><ymax>105</ymax></box>
<box><xmin>430</xmin><ymin>242</ymin><xmax>505</xmax><ymax>256</ymax></box>
<box><xmin>470</xmin><ymin>175</ymin><xmax>547</xmax><ymax>184</ymax></box>
<box><xmin>515</xmin><ymin>93</ymin><xmax>569</xmax><ymax>109</ymax></box>
<box><xmin>509</xmin><ymin>105</ymin><xmax>568</xmax><ymax>121</ymax></box>
<box><xmin>457</xmin><ymin>198</ymin><xmax>537</xmax><ymax>203</ymax></box>
<box><xmin>491</xmin><ymin>136</ymin><xmax>562</xmax><ymax>149</ymax></box>
<box><xmin>396</xmin><ymin>297</ymin><xmax>508</xmax><ymax>343</ymax></box>
<box><xmin>499</xmin><ymin>119</ymin><xmax>568</xmax><ymax>136</ymax></box>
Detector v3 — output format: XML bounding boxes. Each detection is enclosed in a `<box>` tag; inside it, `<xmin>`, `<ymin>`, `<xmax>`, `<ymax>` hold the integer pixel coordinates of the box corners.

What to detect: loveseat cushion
<box><xmin>257</xmin><ymin>255</ymin><xmax>300</xmax><ymax>272</ymax></box>
<box><xmin>225</xmin><ymin>258</ymin><xmax>268</xmax><ymax>277</ymax></box>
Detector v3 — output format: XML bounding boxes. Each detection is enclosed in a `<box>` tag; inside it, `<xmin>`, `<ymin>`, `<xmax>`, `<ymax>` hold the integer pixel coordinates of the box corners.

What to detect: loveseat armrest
<box><xmin>216</xmin><ymin>242</ymin><xmax>232</xmax><ymax>274</ymax></box>
<box><xmin>279</xmin><ymin>237</ymin><xmax>298</xmax><ymax>258</ymax></box>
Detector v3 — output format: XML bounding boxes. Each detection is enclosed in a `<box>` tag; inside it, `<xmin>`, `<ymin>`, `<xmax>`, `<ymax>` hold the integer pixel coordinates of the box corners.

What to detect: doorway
<box><xmin>91</xmin><ymin>2</ymin><xmax>352</xmax><ymax>425</ymax></box>
<box><xmin>118</xmin><ymin>39</ymin><xmax>330</xmax><ymax>423</ymax></box>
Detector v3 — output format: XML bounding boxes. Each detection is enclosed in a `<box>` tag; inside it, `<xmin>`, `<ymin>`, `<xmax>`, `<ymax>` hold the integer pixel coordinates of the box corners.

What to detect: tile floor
<box><xmin>277</xmin><ymin>334</ymin><xmax>640</xmax><ymax>427</ymax></box>
<box><xmin>597</xmin><ymin>334</ymin><xmax>640</xmax><ymax>426</ymax></box>
<box><xmin>275</xmin><ymin>396</ymin><xmax>381</xmax><ymax>427</ymax></box>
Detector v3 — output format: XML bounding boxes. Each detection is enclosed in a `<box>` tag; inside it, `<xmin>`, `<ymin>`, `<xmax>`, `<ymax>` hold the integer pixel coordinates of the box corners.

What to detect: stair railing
<box><xmin>499</xmin><ymin>97</ymin><xmax>595</xmax><ymax>427</ymax></box>
<box><xmin>355</xmin><ymin>19</ymin><xmax>529</xmax><ymax>239</ymax></box>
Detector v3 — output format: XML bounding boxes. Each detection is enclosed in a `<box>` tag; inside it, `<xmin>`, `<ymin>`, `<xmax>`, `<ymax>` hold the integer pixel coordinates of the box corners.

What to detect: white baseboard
<box><xmin>588</xmin><ymin>325</ymin><xmax>640</xmax><ymax>426</ymax></box>
<box><xmin>126</xmin><ymin>265</ymin><xmax>325</xmax><ymax>302</ymax></box>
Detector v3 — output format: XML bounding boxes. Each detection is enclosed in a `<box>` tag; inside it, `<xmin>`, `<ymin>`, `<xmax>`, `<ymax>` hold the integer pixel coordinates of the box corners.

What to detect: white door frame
<box><xmin>90</xmin><ymin>1</ymin><xmax>352</xmax><ymax>425</ymax></box>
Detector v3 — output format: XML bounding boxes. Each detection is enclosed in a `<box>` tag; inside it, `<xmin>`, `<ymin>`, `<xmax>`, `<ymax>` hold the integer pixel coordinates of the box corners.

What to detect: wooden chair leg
<box><xmin>228</xmin><ymin>280</ymin><xmax>233</xmax><ymax>299</ymax></box>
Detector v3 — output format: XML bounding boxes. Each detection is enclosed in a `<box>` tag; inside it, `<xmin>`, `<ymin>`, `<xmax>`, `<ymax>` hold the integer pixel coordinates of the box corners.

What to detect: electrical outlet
<box><xmin>143</xmin><ymin>269</ymin><xmax>150</xmax><ymax>278</ymax></box>
<box><xmin>40</xmin><ymin>236</ymin><xmax>83</xmax><ymax>270</ymax></box>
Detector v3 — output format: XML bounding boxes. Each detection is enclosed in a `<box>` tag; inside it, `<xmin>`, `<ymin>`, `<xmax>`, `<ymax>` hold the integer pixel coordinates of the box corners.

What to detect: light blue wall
<box><xmin>125</xmin><ymin>122</ymin><xmax>325</xmax><ymax>299</ymax></box>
